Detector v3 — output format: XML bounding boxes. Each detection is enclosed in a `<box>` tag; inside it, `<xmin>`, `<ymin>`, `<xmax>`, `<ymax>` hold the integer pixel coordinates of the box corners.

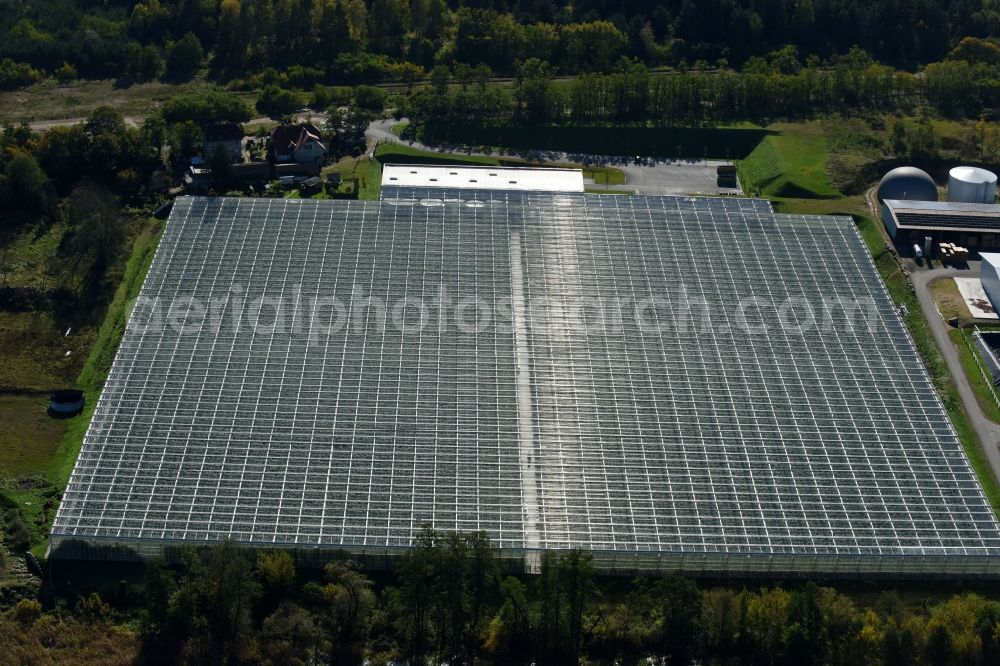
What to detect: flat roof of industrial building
<box><xmin>381</xmin><ymin>164</ymin><xmax>585</xmax><ymax>192</ymax></box>
<box><xmin>51</xmin><ymin>194</ymin><xmax>1000</xmax><ymax>576</ymax></box>
<box><xmin>884</xmin><ymin>199</ymin><xmax>1000</xmax><ymax>233</ymax></box>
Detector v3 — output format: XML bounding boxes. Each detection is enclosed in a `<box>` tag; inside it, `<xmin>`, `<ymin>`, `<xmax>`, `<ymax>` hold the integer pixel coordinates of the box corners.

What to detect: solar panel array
<box><xmin>51</xmin><ymin>194</ymin><xmax>1000</xmax><ymax>575</ymax></box>
<box><xmin>894</xmin><ymin>212</ymin><xmax>1000</xmax><ymax>231</ymax></box>
<box><xmin>884</xmin><ymin>199</ymin><xmax>1000</xmax><ymax>233</ymax></box>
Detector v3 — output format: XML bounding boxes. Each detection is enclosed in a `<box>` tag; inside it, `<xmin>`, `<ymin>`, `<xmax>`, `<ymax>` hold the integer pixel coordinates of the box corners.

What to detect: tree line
<box><xmin>0</xmin><ymin>0</ymin><xmax>994</xmax><ymax>88</ymax></box>
<box><xmin>402</xmin><ymin>41</ymin><xmax>1000</xmax><ymax>131</ymax></box>
<box><xmin>4</xmin><ymin>533</ymin><xmax>1000</xmax><ymax>665</ymax></box>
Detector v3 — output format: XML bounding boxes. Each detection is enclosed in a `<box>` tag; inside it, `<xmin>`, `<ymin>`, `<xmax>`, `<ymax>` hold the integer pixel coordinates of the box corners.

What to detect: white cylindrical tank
<box><xmin>948</xmin><ymin>166</ymin><xmax>998</xmax><ymax>203</ymax></box>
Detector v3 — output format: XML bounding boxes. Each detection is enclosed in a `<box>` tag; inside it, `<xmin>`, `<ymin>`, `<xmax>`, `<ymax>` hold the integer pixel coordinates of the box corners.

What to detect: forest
<box><xmin>4</xmin><ymin>533</ymin><xmax>1000</xmax><ymax>665</ymax></box>
<box><xmin>0</xmin><ymin>0</ymin><xmax>996</xmax><ymax>90</ymax></box>
<box><xmin>401</xmin><ymin>47</ymin><xmax>1000</xmax><ymax>131</ymax></box>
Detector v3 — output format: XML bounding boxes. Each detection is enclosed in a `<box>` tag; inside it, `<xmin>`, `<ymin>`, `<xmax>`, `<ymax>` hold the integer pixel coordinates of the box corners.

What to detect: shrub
<box><xmin>3</xmin><ymin>508</ymin><xmax>30</xmax><ymax>553</ymax></box>
<box><xmin>54</xmin><ymin>61</ymin><xmax>77</xmax><ymax>83</ymax></box>
<box><xmin>0</xmin><ymin>58</ymin><xmax>42</xmax><ymax>90</ymax></box>
<box><xmin>255</xmin><ymin>85</ymin><xmax>304</xmax><ymax>118</ymax></box>
<box><xmin>354</xmin><ymin>85</ymin><xmax>386</xmax><ymax>111</ymax></box>
<box><xmin>12</xmin><ymin>598</ymin><xmax>42</xmax><ymax>627</ymax></box>
<box><xmin>162</xmin><ymin>89</ymin><xmax>252</xmax><ymax>125</ymax></box>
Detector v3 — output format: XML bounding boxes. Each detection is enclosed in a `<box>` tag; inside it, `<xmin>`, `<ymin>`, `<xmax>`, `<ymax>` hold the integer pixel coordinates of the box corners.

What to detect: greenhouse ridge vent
<box><xmin>50</xmin><ymin>194</ymin><xmax>1000</xmax><ymax>577</ymax></box>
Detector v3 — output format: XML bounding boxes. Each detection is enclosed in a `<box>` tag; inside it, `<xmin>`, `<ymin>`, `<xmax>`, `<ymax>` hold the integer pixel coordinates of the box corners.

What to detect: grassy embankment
<box><xmin>740</xmin><ymin>121</ymin><xmax>1000</xmax><ymax>513</ymax></box>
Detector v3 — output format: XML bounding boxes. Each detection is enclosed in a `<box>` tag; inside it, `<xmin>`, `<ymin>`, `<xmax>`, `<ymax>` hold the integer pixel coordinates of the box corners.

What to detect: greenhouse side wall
<box><xmin>48</xmin><ymin>533</ymin><xmax>1000</xmax><ymax>579</ymax></box>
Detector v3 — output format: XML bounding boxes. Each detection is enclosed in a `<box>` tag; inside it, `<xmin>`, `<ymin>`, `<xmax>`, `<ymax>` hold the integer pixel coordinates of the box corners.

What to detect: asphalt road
<box><xmin>910</xmin><ymin>264</ymin><xmax>1000</xmax><ymax>483</ymax></box>
<box><xmin>365</xmin><ymin>118</ymin><xmax>738</xmax><ymax>195</ymax></box>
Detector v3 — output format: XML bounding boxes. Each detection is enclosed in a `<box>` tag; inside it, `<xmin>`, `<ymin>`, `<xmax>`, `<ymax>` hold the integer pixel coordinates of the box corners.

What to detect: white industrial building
<box><xmin>381</xmin><ymin>164</ymin><xmax>585</xmax><ymax>192</ymax></box>
<box><xmin>981</xmin><ymin>253</ymin><xmax>1000</xmax><ymax>310</ymax></box>
<box><xmin>877</xmin><ymin>166</ymin><xmax>1000</xmax><ymax>254</ymax></box>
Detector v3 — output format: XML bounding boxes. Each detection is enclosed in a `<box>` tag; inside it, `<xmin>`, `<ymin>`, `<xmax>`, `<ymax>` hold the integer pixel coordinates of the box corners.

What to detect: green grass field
<box><xmin>0</xmin><ymin>311</ymin><xmax>96</xmax><ymax>390</ymax></box>
<box><xmin>0</xmin><ymin>394</ymin><xmax>66</xmax><ymax>479</ymax></box>
<box><xmin>738</xmin><ymin>122</ymin><xmax>841</xmax><ymax>199</ymax></box>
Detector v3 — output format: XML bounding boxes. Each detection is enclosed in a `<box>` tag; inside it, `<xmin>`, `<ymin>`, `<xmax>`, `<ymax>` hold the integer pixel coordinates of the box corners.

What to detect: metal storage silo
<box><xmin>948</xmin><ymin>166</ymin><xmax>998</xmax><ymax>204</ymax></box>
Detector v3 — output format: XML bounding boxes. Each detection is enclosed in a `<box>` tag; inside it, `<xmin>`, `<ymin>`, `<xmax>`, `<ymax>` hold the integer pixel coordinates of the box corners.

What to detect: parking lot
<box><xmin>587</xmin><ymin>159</ymin><xmax>742</xmax><ymax>196</ymax></box>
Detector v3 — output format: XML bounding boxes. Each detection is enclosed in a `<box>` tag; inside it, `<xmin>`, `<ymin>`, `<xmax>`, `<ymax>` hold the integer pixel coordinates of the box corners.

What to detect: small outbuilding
<box><xmin>299</xmin><ymin>176</ymin><xmax>324</xmax><ymax>197</ymax></box>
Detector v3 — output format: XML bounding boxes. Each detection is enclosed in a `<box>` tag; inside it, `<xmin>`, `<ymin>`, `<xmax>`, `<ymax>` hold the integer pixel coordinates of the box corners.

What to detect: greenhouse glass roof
<box><xmin>51</xmin><ymin>194</ymin><xmax>1000</xmax><ymax>576</ymax></box>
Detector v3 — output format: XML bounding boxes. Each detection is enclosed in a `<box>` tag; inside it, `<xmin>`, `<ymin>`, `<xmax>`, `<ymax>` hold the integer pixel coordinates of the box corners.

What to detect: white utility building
<box><xmin>381</xmin><ymin>164</ymin><xmax>585</xmax><ymax>192</ymax></box>
<box><xmin>981</xmin><ymin>253</ymin><xmax>1000</xmax><ymax>310</ymax></box>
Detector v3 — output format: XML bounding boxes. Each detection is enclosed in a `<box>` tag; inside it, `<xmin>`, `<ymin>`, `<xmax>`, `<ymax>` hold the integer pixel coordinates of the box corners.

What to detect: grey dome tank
<box><xmin>877</xmin><ymin>167</ymin><xmax>938</xmax><ymax>202</ymax></box>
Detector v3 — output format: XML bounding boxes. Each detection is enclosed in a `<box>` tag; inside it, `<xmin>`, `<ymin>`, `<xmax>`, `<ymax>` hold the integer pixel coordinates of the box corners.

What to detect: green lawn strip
<box><xmin>950</xmin><ymin>327</ymin><xmax>1000</xmax><ymax>424</ymax></box>
<box><xmin>390</xmin><ymin>121</ymin><xmax>409</xmax><ymax>136</ymax></box>
<box><xmin>769</xmin><ymin>195</ymin><xmax>868</xmax><ymax>218</ymax></box>
<box><xmin>738</xmin><ymin>122</ymin><xmax>841</xmax><ymax>199</ymax></box>
<box><xmin>582</xmin><ymin>166</ymin><xmax>627</xmax><ymax>186</ymax></box>
<box><xmin>584</xmin><ymin>187</ymin><xmax>633</xmax><ymax>195</ymax></box>
<box><xmin>47</xmin><ymin>222</ymin><xmax>163</xmax><ymax>491</ymax></box>
<box><xmin>357</xmin><ymin>157</ymin><xmax>382</xmax><ymax>200</ymax></box>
